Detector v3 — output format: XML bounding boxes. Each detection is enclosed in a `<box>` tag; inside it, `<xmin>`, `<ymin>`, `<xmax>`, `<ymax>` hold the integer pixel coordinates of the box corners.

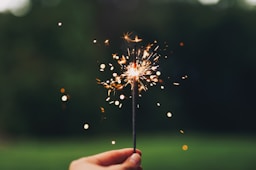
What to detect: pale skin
<box><xmin>69</xmin><ymin>148</ymin><xmax>142</xmax><ymax>170</ymax></box>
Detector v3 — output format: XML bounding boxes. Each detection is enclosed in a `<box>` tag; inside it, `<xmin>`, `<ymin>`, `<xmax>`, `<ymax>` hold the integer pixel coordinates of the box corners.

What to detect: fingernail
<box><xmin>130</xmin><ymin>153</ymin><xmax>141</xmax><ymax>166</ymax></box>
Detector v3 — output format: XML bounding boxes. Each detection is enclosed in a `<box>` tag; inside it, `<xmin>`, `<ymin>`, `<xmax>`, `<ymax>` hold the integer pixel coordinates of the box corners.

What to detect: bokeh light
<box><xmin>120</xmin><ymin>94</ymin><xmax>125</xmax><ymax>100</ymax></box>
<box><xmin>104</xmin><ymin>39</ymin><xmax>110</xmax><ymax>46</ymax></box>
<box><xmin>83</xmin><ymin>123</ymin><xmax>90</xmax><ymax>130</ymax></box>
<box><xmin>0</xmin><ymin>0</ymin><xmax>31</xmax><ymax>16</ymax></box>
<box><xmin>198</xmin><ymin>0</ymin><xmax>220</xmax><ymax>5</ymax></box>
<box><xmin>182</xmin><ymin>144</ymin><xmax>188</xmax><ymax>151</ymax></box>
<box><xmin>100</xmin><ymin>107</ymin><xmax>105</xmax><ymax>113</ymax></box>
<box><xmin>60</xmin><ymin>88</ymin><xmax>65</xmax><ymax>93</ymax></box>
<box><xmin>58</xmin><ymin>22</ymin><xmax>62</xmax><ymax>27</ymax></box>
<box><xmin>166</xmin><ymin>112</ymin><xmax>172</xmax><ymax>118</ymax></box>
<box><xmin>173</xmin><ymin>82</ymin><xmax>180</xmax><ymax>86</ymax></box>
<box><xmin>245</xmin><ymin>0</ymin><xmax>256</xmax><ymax>6</ymax></box>
<box><xmin>61</xmin><ymin>95</ymin><xmax>68</xmax><ymax>102</ymax></box>
<box><xmin>156</xmin><ymin>102</ymin><xmax>161</xmax><ymax>107</ymax></box>
<box><xmin>114</xmin><ymin>100</ymin><xmax>120</xmax><ymax>106</ymax></box>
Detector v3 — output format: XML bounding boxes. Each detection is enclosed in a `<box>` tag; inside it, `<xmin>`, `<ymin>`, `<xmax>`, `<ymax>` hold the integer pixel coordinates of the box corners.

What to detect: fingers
<box><xmin>107</xmin><ymin>153</ymin><xmax>142</xmax><ymax>170</ymax></box>
<box><xmin>86</xmin><ymin>148</ymin><xmax>141</xmax><ymax>166</ymax></box>
<box><xmin>123</xmin><ymin>153</ymin><xmax>142</xmax><ymax>169</ymax></box>
<box><xmin>70</xmin><ymin>148</ymin><xmax>143</xmax><ymax>170</ymax></box>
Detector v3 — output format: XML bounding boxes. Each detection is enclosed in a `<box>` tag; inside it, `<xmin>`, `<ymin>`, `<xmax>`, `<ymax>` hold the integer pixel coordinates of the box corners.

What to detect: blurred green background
<box><xmin>0</xmin><ymin>0</ymin><xmax>256</xmax><ymax>169</ymax></box>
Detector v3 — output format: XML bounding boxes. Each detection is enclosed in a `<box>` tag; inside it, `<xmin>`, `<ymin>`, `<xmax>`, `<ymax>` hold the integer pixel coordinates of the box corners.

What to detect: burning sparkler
<box><xmin>97</xmin><ymin>32</ymin><xmax>165</xmax><ymax>152</ymax></box>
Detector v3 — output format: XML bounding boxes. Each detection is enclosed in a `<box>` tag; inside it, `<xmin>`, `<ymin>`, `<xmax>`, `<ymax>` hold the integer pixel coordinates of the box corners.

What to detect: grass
<box><xmin>0</xmin><ymin>133</ymin><xmax>256</xmax><ymax>170</ymax></box>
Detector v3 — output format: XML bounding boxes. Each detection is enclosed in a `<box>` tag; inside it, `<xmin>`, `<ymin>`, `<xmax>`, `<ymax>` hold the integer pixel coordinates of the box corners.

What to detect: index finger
<box><xmin>85</xmin><ymin>148</ymin><xmax>141</xmax><ymax>166</ymax></box>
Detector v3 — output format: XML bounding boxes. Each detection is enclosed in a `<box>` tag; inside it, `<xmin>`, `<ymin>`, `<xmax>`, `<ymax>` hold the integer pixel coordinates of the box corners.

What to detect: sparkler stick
<box><xmin>132</xmin><ymin>77</ymin><xmax>138</xmax><ymax>153</ymax></box>
<box><xmin>132</xmin><ymin>44</ymin><xmax>138</xmax><ymax>153</ymax></box>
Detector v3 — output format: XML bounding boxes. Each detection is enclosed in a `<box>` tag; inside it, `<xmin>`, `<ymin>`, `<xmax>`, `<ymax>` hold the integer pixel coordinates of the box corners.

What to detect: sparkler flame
<box><xmin>97</xmin><ymin>33</ymin><xmax>163</xmax><ymax>106</ymax></box>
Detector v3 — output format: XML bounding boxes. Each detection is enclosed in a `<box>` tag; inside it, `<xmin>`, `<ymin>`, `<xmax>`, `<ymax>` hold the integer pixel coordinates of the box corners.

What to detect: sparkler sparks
<box><xmin>97</xmin><ymin>33</ymin><xmax>163</xmax><ymax>107</ymax></box>
<box><xmin>97</xmin><ymin>33</ymin><xmax>166</xmax><ymax>152</ymax></box>
<box><xmin>96</xmin><ymin>33</ymin><xmax>188</xmax><ymax>152</ymax></box>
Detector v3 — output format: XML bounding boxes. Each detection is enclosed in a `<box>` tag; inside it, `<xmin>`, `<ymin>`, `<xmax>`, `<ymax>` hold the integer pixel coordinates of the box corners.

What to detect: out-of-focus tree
<box><xmin>0</xmin><ymin>0</ymin><xmax>255</xmax><ymax>137</ymax></box>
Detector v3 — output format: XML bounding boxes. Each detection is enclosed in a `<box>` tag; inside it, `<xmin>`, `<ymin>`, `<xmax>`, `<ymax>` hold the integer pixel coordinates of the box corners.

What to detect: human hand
<box><xmin>69</xmin><ymin>148</ymin><xmax>142</xmax><ymax>170</ymax></box>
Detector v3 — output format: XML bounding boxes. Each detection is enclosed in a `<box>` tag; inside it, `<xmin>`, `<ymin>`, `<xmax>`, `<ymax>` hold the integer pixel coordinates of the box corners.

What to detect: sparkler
<box><xmin>97</xmin><ymin>32</ymin><xmax>164</xmax><ymax>153</ymax></box>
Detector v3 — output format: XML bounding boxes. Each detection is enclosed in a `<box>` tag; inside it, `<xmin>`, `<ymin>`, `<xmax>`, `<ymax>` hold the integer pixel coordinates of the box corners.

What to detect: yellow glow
<box><xmin>60</xmin><ymin>88</ymin><xmax>65</xmax><ymax>93</ymax></box>
<box><xmin>112</xmin><ymin>53</ymin><xmax>119</xmax><ymax>60</ymax></box>
<box><xmin>100</xmin><ymin>107</ymin><xmax>105</xmax><ymax>113</ymax></box>
<box><xmin>134</xmin><ymin>35</ymin><xmax>142</xmax><ymax>42</ymax></box>
<box><xmin>123</xmin><ymin>32</ymin><xmax>133</xmax><ymax>42</ymax></box>
<box><xmin>123</xmin><ymin>32</ymin><xmax>142</xmax><ymax>43</ymax></box>
<box><xmin>182</xmin><ymin>145</ymin><xmax>188</xmax><ymax>151</ymax></box>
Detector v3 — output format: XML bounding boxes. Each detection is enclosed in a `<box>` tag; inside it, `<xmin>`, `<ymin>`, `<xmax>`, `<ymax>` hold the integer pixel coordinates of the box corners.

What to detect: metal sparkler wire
<box><xmin>132</xmin><ymin>43</ymin><xmax>138</xmax><ymax>153</ymax></box>
<box><xmin>132</xmin><ymin>78</ymin><xmax>138</xmax><ymax>153</ymax></box>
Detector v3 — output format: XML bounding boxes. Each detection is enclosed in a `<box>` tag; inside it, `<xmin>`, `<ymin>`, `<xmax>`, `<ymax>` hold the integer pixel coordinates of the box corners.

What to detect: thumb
<box><xmin>108</xmin><ymin>153</ymin><xmax>141</xmax><ymax>170</ymax></box>
<box><xmin>122</xmin><ymin>153</ymin><xmax>141</xmax><ymax>169</ymax></box>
